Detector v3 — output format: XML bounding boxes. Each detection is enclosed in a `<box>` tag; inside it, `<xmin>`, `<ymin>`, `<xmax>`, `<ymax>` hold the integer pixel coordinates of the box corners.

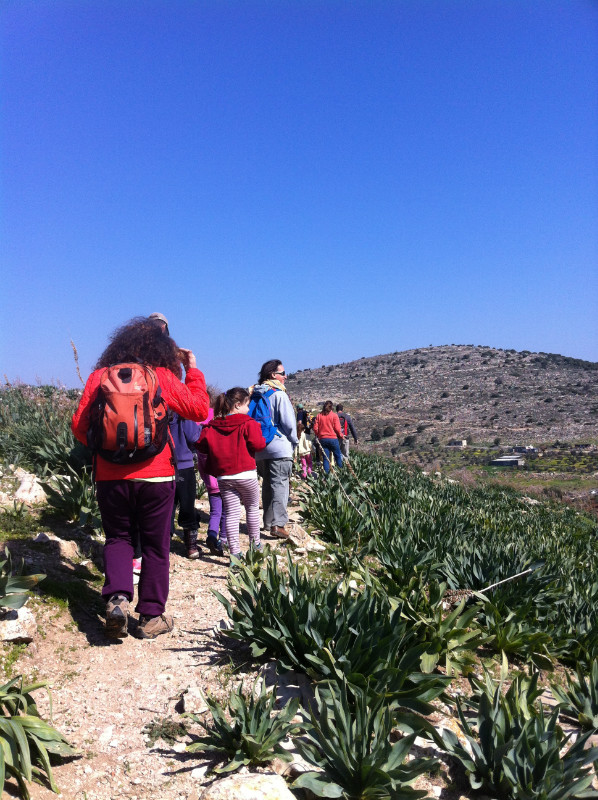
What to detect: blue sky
<box><xmin>2</xmin><ymin>0</ymin><xmax>597</xmax><ymax>390</ymax></box>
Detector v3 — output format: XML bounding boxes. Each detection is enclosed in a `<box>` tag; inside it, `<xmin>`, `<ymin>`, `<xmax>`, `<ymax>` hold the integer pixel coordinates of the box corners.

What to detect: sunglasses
<box><xmin>274</xmin><ymin>370</ymin><xmax>286</xmax><ymax>376</ymax></box>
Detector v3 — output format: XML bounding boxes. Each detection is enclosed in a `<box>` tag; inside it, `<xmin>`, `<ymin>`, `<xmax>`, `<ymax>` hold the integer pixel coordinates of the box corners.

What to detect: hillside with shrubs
<box><xmin>1</xmin><ymin>366</ymin><xmax>598</xmax><ymax>798</ymax></box>
<box><xmin>287</xmin><ymin>344</ymin><xmax>598</xmax><ymax>450</ymax></box>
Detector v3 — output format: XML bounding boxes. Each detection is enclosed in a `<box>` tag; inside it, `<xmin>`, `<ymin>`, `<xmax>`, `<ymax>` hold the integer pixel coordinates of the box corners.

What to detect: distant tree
<box><xmin>403</xmin><ymin>435</ymin><xmax>417</xmax><ymax>447</ymax></box>
<box><xmin>417</xmin><ymin>424</ymin><xmax>426</xmax><ymax>433</ymax></box>
<box><xmin>383</xmin><ymin>425</ymin><xmax>395</xmax><ymax>438</ymax></box>
<box><xmin>430</xmin><ymin>436</ymin><xmax>439</xmax><ymax>445</ymax></box>
<box><xmin>441</xmin><ymin>391</ymin><xmax>449</xmax><ymax>398</ymax></box>
<box><xmin>371</xmin><ymin>428</ymin><xmax>382</xmax><ymax>441</ymax></box>
<box><xmin>493</xmin><ymin>437</ymin><xmax>501</xmax><ymax>446</ymax></box>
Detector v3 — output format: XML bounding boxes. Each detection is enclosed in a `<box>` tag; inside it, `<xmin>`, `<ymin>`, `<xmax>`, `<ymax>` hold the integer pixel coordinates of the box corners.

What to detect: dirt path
<box><xmin>6</xmin><ymin>498</ymin><xmax>303</xmax><ymax>800</ymax></box>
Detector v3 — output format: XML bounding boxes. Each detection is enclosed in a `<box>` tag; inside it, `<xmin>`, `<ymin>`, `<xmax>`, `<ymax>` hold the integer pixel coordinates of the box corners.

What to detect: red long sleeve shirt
<box><xmin>72</xmin><ymin>366</ymin><xmax>209</xmax><ymax>480</ymax></box>
<box><xmin>313</xmin><ymin>412</ymin><xmax>342</xmax><ymax>440</ymax></box>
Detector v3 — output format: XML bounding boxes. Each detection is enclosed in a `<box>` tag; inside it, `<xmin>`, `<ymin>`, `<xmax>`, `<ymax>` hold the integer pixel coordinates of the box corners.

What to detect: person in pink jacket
<box><xmin>312</xmin><ymin>400</ymin><xmax>344</xmax><ymax>475</ymax></box>
<box><xmin>72</xmin><ymin>317</ymin><xmax>209</xmax><ymax>640</ymax></box>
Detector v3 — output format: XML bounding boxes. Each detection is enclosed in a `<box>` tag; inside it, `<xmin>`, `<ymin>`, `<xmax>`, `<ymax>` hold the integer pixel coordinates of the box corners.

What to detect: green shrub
<box><xmin>185</xmin><ymin>677</ymin><xmax>299</xmax><ymax>773</ymax></box>
<box><xmin>293</xmin><ymin>681</ymin><xmax>435</xmax><ymax>800</ymax></box>
<box><xmin>0</xmin><ymin>551</ymin><xmax>45</xmax><ymax>610</ymax></box>
<box><xmin>551</xmin><ymin>659</ymin><xmax>598</xmax><ymax>730</ymax></box>
<box><xmin>0</xmin><ymin>676</ymin><xmax>76</xmax><ymax>799</ymax></box>
<box><xmin>438</xmin><ymin>664</ymin><xmax>598</xmax><ymax>799</ymax></box>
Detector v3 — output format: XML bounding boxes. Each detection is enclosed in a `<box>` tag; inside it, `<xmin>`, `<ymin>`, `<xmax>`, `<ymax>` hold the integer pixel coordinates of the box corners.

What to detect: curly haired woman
<box><xmin>72</xmin><ymin>317</ymin><xmax>209</xmax><ymax>640</ymax></box>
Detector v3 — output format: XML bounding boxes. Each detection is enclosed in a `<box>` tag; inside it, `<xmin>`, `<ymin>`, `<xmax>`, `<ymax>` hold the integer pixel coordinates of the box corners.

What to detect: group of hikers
<box><xmin>71</xmin><ymin>314</ymin><xmax>358</xmax><ymax>641</ymax></box>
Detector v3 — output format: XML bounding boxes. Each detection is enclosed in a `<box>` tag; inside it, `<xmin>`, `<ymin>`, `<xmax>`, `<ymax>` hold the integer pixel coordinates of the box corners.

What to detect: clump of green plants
<box><xmin>41</xmin><ymin>465</ymin><xmax>101</xmax><ymax>530</ymax></box>
<box><xmin>551</xmin><ymin>659</ymin><xmax>598</xmax><ymax>730</ymax></box>
<box><xmin>0</xmin><ymin>550</ymin><xmax>45</xmax><ymax>610</ymax></box>
<box><xmin>185</xmin><ymin>677</ymin><xmax>300</xmax><ymax>773</ymax></box>
<box><xmin>438</xmin><ymin>661</ymin><xmax>598</xmax><ymax>799</ymax></box>
<box><xmin>0</xmin><ymin>675</ymin><xmax>77</xmax><ymax>799</ymax></box>
<box><xmin>293</xmin><ymin>680</ymin><xmax>435</xmax><ymax>800</ymax></box>
<box><xmin>143</xmin><ymin>716</ymin><xmax>188</xmax><ymax>746</ymax></box>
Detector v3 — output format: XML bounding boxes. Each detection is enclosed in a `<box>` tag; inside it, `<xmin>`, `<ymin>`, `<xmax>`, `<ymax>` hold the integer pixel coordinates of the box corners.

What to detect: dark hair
<box><xmin>297</xmin><ymin>420</ymin><xmax>304</xmax><ymax>435</ymax></box>
<box><xmin>95</xmin><ymin>317</ymin><xmax>182</xmax><ymax>378</ymax></box>
<box><xmin>258</xmin><ymin>359</ymin><xmax>282</xmax><ymax>384</ymax></box>
<box><xmin>336</xmin><ymin>404</ymin><xmax>343</xmax><ymax>411</ymax></box>
<box><xmin>214</xmin><ymin>387</ymin><xmax>250</xmax><ymax>418</ymax></box>
<box><xmin>321</xmin><ymin>401</ymin><xmax>333</xmax><ymax>414</ymax></box>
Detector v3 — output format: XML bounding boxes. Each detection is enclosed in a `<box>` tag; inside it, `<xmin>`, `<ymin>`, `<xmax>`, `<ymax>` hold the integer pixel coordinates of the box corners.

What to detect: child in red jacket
<box><xmin>196</xmin><ymin>387</ymin><xmax>266</xmax><ymax>558</ymax></box>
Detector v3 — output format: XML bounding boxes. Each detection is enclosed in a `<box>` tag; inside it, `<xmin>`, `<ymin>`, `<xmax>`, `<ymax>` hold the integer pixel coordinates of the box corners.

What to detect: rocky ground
<box><xmin>1</xmin><ymin>489</ymin><xmax>314</xmax><ymax>800</ymax></box>
<box><xmin>287</xmin><ymin>344</ymin><xmax>598</xmax><ymax>448</ymax></box>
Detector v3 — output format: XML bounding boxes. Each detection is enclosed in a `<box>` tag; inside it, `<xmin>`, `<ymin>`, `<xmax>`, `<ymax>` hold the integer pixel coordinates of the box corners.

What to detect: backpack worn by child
<box><xmin>248</xmin><ymin>388</ymin><xmax>281</xmax><ymax>445</ymax></box>
<box><xmin>87</xmin><ymin>363</ymin><xmax>170</xmax><ymax>464</ymax></box>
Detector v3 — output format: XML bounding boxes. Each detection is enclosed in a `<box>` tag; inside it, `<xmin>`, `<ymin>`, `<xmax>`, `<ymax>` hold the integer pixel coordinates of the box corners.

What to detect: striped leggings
<box><xmin>217</xmin><ymin>477</ymin><xmax>261</xmax><ymax>555</ymax></box>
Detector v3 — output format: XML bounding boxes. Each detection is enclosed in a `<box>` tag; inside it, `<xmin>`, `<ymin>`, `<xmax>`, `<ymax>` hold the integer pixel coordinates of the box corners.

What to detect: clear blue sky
<box><xmin>2</xmin><ymin>0</ymin><xmax>597</xmax><ymax>390</ymax></box>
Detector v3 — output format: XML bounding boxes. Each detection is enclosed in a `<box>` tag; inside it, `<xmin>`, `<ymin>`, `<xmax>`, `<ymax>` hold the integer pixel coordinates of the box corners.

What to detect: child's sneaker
<box><xmin>132</xmin><ymin>557</ymin><xmax>142</xmax><ymax>585</ymax></box>
<box><xmin>105</xmin><ymin>593</ymin><xmax>129</xmax><ymax>638</ymax></box>
<box><xmin>206</xmin><ymin>535</ymin><xmax>225</xmax><ymax>557</ymax></box>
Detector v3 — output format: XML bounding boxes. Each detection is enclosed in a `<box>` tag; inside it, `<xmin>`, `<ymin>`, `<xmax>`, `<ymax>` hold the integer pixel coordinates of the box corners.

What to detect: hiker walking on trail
<box><xmin>313</xmin><ymin>401</ymin><xmax>344</xmax><ymax>475</ymax></box>
<box><xmin>196</xmin><ymin>387</ymin><xmax>266</xmax><ymax>560</ymax></box>
<box><xmin>196</xmin><ymin>402</ymin><xmax>227</xmax><ymax>557</ymax></box>
<box><xmin>147</xmin><ymin>313</ymin><xmax>204</xmax><ymax>560</ymax></box>
<box><xmin>71</xmin><ymin>317</ymin><xmax>209</xmax><ymax>640</ymax></box>
<box><xmin>169</xmin><ymin>413</ymin><xmax>202</xmax><ymax>558</ymax></box>
<box><xmin>296</xmin><ymin>420</ymin><xmax>313</xmax><ymax>478</ymax></box>
<box><xmin>336</xmin><ymin>403</ymin><xmax>358</xmax><ymax>459</ymax></box>
<box><xmin>250</xmin><ymin>360</ymin><xmax>298</xmax><ymax>540</ymax></box>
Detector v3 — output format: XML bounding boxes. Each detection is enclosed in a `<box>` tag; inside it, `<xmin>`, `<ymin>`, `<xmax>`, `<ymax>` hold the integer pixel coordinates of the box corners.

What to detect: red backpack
<box><xmin>87</xmin><ymin>363</ymin><xmax>170</xmax><ymax>464</ymax></box>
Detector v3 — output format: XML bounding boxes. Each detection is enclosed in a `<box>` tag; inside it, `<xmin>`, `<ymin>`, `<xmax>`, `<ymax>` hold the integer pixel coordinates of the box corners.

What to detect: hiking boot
<box><xmin>105</xmin><ymin>593</ymin><xmax>129</xmax><ymax>638</ymax></box>
<box><xmin>270</xmin><ymin>525</ymin><xmax>290</xmax><ymax>540</ymax></box>
<box><xmin>206</xmin><ymin>536</ymin><xmax>225</xmax><ymax>557</ymax></box>
<box><xmin>183</xmin><ymin>530</ymin><xmax>201</xmax><ymax>559</ymax></box>
<box><xmin>135</xmin><ymin>613</ymin><xmax>174</xmax><ymax>639</ymax></box>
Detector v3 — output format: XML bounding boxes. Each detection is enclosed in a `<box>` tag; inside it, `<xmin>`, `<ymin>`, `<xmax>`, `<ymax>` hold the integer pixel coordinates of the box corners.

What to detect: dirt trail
<box><xmin>7</xmin><ymin>498</ymin><xmax>303</xmax><ymax>800</ymax></box>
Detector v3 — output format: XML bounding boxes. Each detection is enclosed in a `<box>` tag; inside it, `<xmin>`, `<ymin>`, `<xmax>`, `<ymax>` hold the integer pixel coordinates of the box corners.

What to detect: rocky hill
<box><xmin>286</xmin><ymin>345</ymin><xmax>598</xmax><ymax>449</ymax></box>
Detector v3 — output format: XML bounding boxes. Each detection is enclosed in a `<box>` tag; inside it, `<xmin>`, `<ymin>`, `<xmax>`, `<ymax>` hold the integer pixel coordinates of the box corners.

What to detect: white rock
<box><xmin>182</xmin><ymin>684</ymin><xmax>209</xmax><ymax>715</ymax></box>
<box><xmin>0</xmin><ymin>607</ymin><xmax>37</xmax><ymax>643</ymax></box>
<box><xmin>14</xmin><ymin>474</ymin><xmax>47</xmax><ymax>505</ymax></box>
<box><xmin>200</xmin><ymin>773</ymin><xmax>295</xmax><ymax>800</ymax></box>
<box><xmin>191</xmin><ymin>766</ymin><xmax>209</xmax><ymax>780</ymax></box>
<box><xmin>99</xmin><ymin>725</ymin><xmax>114</xmax><ymax>745</ymax></box>
<box><xmin>172</xmin><ymin>741</ymin><xmax>187</xmax><ymax>753</ymax></box>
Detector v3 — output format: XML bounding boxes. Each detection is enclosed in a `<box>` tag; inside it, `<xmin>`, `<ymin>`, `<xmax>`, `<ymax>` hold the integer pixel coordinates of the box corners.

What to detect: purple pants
<box><xmin>96</xmin><ymin>480</ymin><xmax>175</xmax><ymax>617</ymax></box>
<box><xmin>207</xmin><ymin>492</ymin><xmax>227</xmax><ymax>541</ymax></box>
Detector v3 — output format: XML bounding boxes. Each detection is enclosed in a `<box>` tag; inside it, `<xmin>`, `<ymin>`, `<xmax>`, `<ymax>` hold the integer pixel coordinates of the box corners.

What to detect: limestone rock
<box><xmin>183</xmin><ymin>684</ymin><xmax>209</xmax><ymax>715</ymax></box>
<box><xmin>32</xmin><ymin>532</ymin><xmax>80</xmax><ymax>562</ymax></box>
<box><xmin>0</xmin><ymin>607</ymin><xmax>37</xmax><ymax>643</ymax></box>
<box><xmin>14</xmin><ymin>473</ymin><xmax>47</xmax><ymax>505</ymax></box>
<box><xmin>199</xmin><ymin>773</ymin><xmax>295</xmax><ymax>800</ymax></box>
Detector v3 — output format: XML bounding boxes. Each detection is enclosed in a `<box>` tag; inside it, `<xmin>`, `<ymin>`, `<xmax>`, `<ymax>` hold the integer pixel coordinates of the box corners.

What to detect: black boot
<box><xmin>184</xmin><ymin>529</ymin><xmax>200</xmax><ymax>559</ymax></box>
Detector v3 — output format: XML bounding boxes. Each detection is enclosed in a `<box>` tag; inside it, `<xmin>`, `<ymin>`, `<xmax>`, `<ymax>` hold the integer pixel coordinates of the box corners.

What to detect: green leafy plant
<box><xmin>0</xmin><ymin>551</ymin><xmax>45</xmax><ymax>610</ymax></box>
<box><xmin>42</xmin><ymin>465</ymin><xmax>101</xmax><ymax>530</ymax></box>
<box><xmin>185</xmin><ymin>677</ymin><xmax>300</xmax><ymax>773</ymax></box>
<box><xmin>0</xmin><ymin>676</ymin><xmax>77</xmax><ymax>798</ymax></box>
<box><xmin>551</xmin><ymin>658</ymin><xmax>598</xmax><ymax>730</ymax></box>
<box><xmin>215</xmin><ymin>554</ymin><xmax>448</xmax><ymax>716</ymax></box>
<box><xmin>293</xmin><ymin>680</ymin><xmax>435</xmax><ymax>800</ymax></box>
<box><xmin>438</xmin><ymin>662</ymin><xmax>598</xmax><ymax>799</ymax></box>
